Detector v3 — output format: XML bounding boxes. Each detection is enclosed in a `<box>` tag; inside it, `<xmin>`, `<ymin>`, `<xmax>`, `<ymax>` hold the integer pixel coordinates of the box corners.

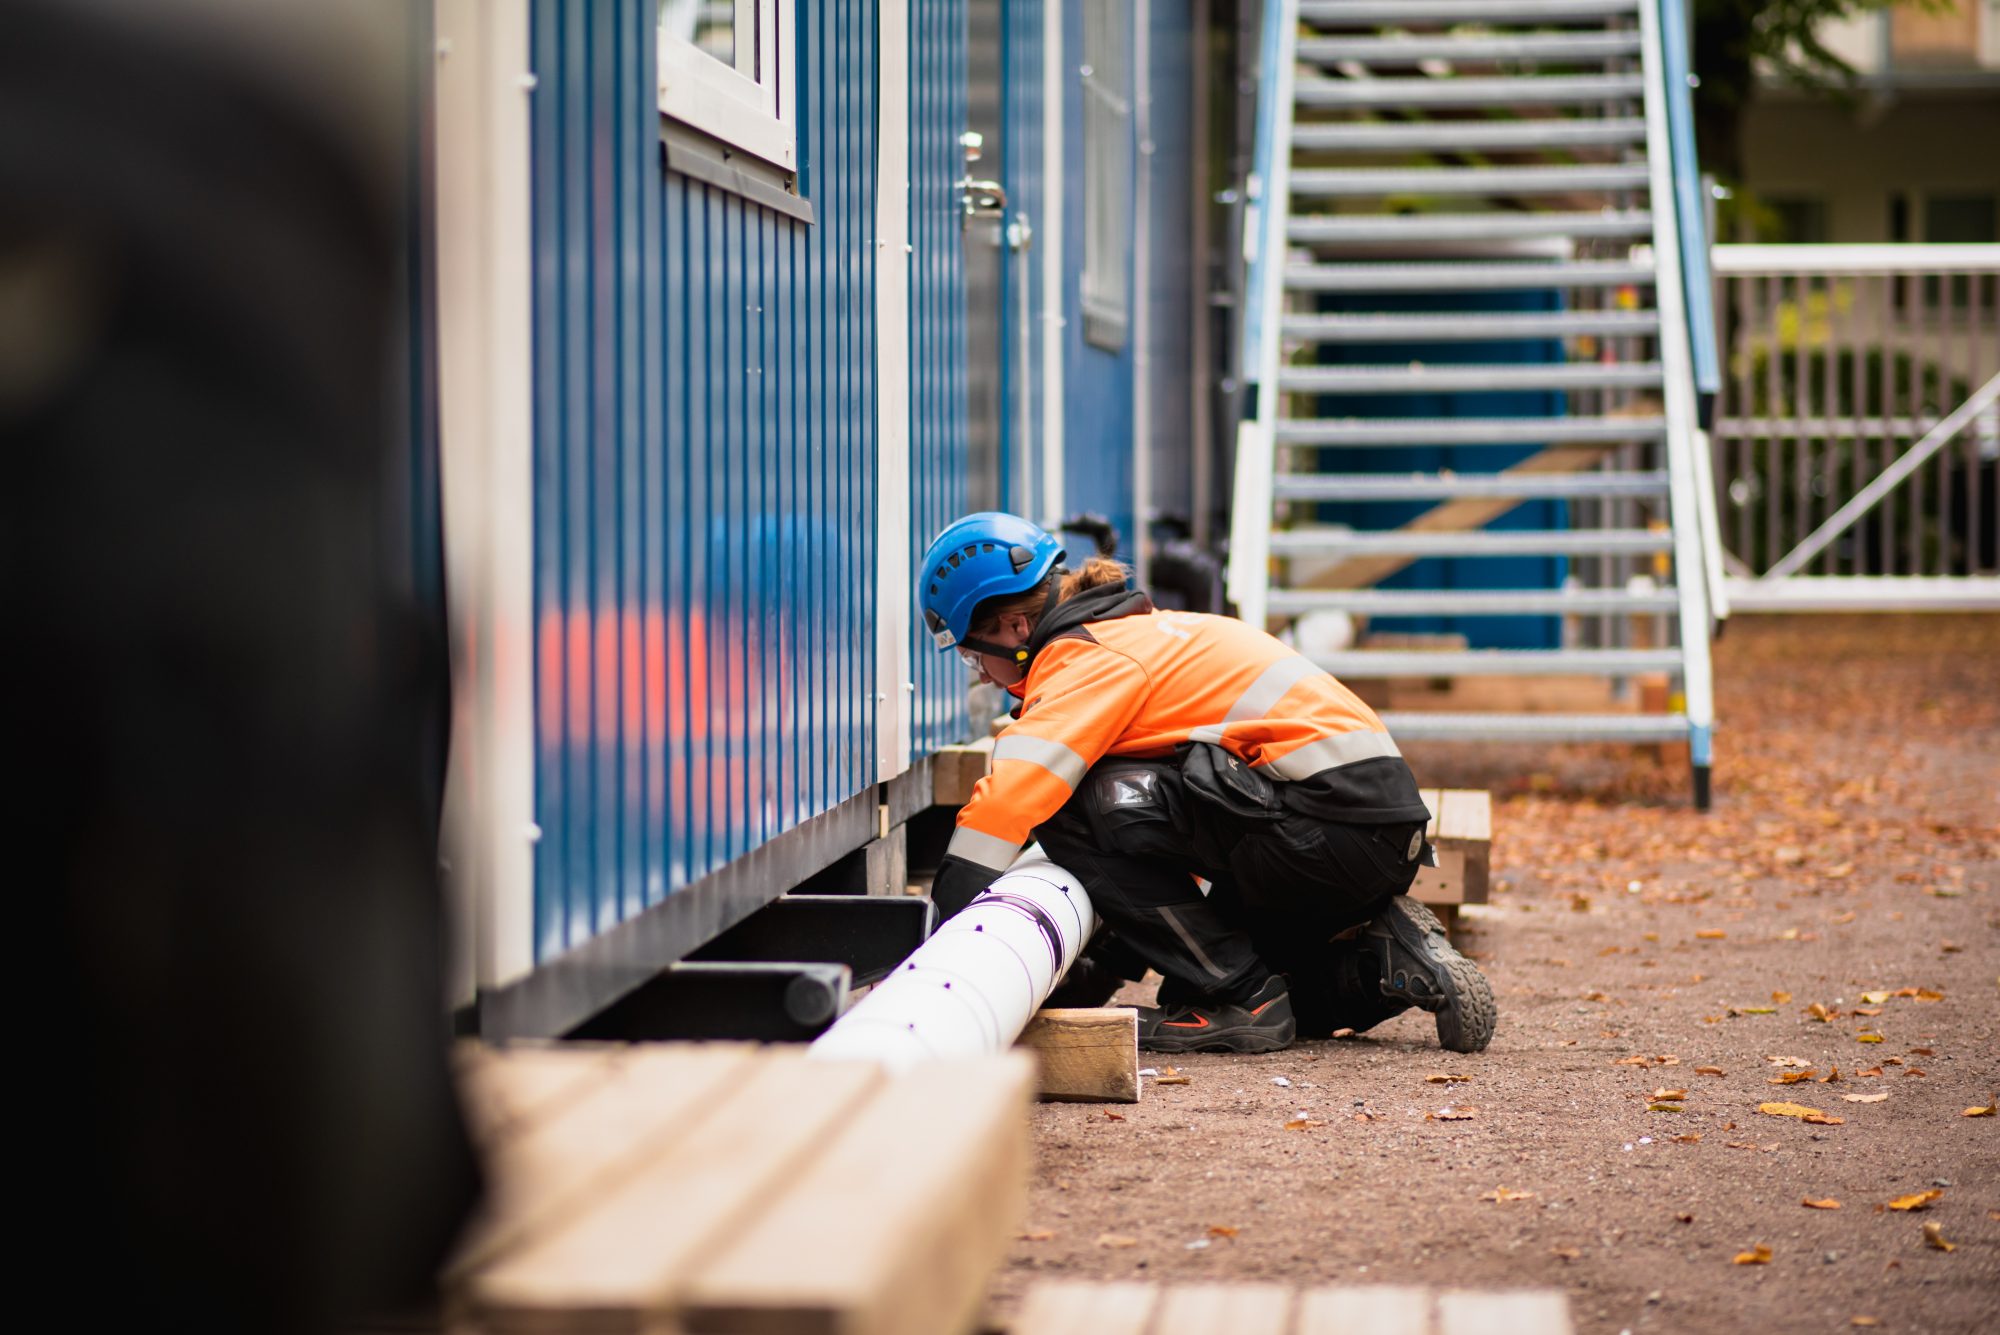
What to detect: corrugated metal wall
<box><xmin>528</xmin><ymin>0</ymin><xmax>880</xmax><ymax>961</ymax></box>
<box><xmin>908</xmin><ymin>0</ymin><xmax>974</xmax><ymax>756</ymax></box>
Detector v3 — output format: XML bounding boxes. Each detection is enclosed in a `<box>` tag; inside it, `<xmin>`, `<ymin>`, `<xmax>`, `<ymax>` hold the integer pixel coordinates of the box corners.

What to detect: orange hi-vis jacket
<box><xmin>945</xmin><ymin>586</ymin><xmax>1428</xmax><ymax>879</ymax></box>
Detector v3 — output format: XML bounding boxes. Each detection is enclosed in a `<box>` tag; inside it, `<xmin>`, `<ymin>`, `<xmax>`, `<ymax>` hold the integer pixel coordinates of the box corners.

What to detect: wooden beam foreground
<box><xmin>1013</xmin><ymin>1280</ymin><xmax>1575</xmax><ymax>1335</ymax></box>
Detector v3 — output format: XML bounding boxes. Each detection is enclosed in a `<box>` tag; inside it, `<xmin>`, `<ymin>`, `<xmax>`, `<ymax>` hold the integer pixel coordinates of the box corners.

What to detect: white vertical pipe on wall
<box><xmin>875</xmin><ymin>0</ymin><xmax>914</xmax><ymax>780</ymax></box>
<box><xmin>1039</xmin><ymin>0</ymin><xmax>1066</xmax><ymax>532</ymax></box>
<box><xmin>808</xmin><ymin>848</ymin><xmax>1095</xmax><ymax>1070</ymax></box>
<box><xmin>1130</xmin><ymin>0</ymin><xmax>1153</xmax><ymax>584</ymax></box>
<box><xmin>434</xmin><ymin>0</ymin><xmax>536</xmax><ymax>1003</ymax></box>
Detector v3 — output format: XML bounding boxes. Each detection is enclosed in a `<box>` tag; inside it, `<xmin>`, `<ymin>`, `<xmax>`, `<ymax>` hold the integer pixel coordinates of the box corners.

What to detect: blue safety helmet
<box><xmin>917</xmin><ymin>512</ymin><xmax>1065</xmax><ymax>651</ymax></box>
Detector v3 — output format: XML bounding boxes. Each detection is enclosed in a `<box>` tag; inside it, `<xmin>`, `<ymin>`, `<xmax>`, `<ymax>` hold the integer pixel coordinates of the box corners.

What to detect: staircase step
<box><xmin>1312</xmin><ymin>648</ymin><xmax>1683</xmax><ymax>677</ymax></box>
<box><xmin>1299</xmin><ymin>32</ymin><xmax>1643</xmax><ymax>65</ymax></box>
<box><xmin>1289</xmin><ymin>211</ymin><xmax>1653</xmax><ymax>244</ymax></box>
<box><xmin>1271</xmin><ymin>528</ymin><xmax>1672</xmax><ymax>558</ymax></box>
<box><xmin>1275</xmin><ymin>415</ymin><xmax>1667</xmax><ymax>447</ymax></box>
<box><xmin>1282</xmin><ymin>309</ymin><xmax>1660</xmax><ymax>342</ymax></box>
<box><xmin>1300</xmin><ymin>0</ymin><xmax>1640</xmax><ymax>24</ymax></box>
<box><xmin>1269</xmin><ymin>587</ymin><xmax>1682</xmax><ymax>616</ymax></box>
<box><xmin>1292</xmin><ymin>118</ymin><xmax>1647</xmax><ymax>152</ymax></box>
<box><xmin>1278</xmin><ymin>362</ymin><xmax>1664</xmax><ymax>394</ymax></box>
<box><xmin>1287</xmin><ymin>259</ymin><xmax>1655</xmax><ymax>293</ymax></box>
<box><xmin>1274</xmin><ymin>471</ymin><xmax>1669</xmax><ymax>501</ymax></box>
<box><xmin>1292</xmin><ymin>163</ymin><xmax>1651</xmax><ymax>197</ymax></box>
<box><xmin>1378</xmin><ymin>711</ymin><xmax>1691</xmax><ymax>742</ymax></box>
<box><xmin>1297</xmin><ymin>75</ymin><xmax>1645</xmax><ymax>109</ymax></box>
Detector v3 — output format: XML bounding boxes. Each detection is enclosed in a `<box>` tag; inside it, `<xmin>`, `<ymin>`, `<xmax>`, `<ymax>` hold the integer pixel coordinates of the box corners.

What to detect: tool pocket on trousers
<box><xmin>1084</xmin><ymin>763</ymin><xmax>1184</xmax><ymax>861</ymax></box>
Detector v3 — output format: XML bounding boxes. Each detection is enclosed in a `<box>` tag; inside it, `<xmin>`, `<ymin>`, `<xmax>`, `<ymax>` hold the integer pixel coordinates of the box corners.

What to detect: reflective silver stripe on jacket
<box><xmin>993</xmin><ymin>732</ymin><xmax>1089</xmax><ymax>793</ymax></box>
<box><xmin>946</xmin><ymin>825</ymin><xmax>1022</xmax><ymax>873</ymax></box>
<box><xmin>1224</xmin><ymin>654</ymin><xmax>1325</xmax><ymax>724</ymax></box>
<box><xmin>1264</xmin><ymin>728</ymin><xmax>1402</xmax><ymax>780</ymax></box>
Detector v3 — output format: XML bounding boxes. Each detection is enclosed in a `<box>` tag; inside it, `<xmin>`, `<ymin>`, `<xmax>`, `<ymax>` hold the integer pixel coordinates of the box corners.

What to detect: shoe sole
<box><xmin>1373</xmin><ymin>897</ymin><xmax>1497</xmax><ymax>1054</ymax></box>
<box><xmin>1139</xmin><ymin>1020</ymin><xmax>1296</xmax><ymax>1055</ymax></box>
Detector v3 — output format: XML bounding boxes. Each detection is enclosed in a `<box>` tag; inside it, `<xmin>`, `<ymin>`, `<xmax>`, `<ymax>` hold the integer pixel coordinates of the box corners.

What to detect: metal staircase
<box><xmin>1229</xmin><ymin>0</ymin><xmax>1722</xmax><ymax>805</ymax></box>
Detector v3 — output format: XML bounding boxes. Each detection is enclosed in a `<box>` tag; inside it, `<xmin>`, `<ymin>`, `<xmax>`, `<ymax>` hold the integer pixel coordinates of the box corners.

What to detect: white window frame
<box><xmin>657</xmin><ymin>0</ymin><xmax>796</xmax><ymax>173</ymax></box>
<box><xmin>1079</xmin><ymin>0</ymin><xmax>1132</xmax><ymax>350</ymax></box>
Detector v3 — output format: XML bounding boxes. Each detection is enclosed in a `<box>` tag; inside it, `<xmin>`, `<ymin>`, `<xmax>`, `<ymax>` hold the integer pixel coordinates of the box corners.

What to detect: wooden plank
<box><xmin>467</xmin><ymin>1054</ymin><xmax>885</xmax><ymax>1335</ymax></box>
<box><xmin>1436</xmin><ymin>1290</ymin><xmax>1573</xmax><ymax>1335</ymax></box>
<box><xmin>1294</xmin><ymin>1286</ymin><xmax>1433</xmax><ymax>1335</ymax></box>
<box><xmin>1410</xmin><ymin>845</ymin><xmax>1469</xmax><ymax>906</ymax></box>
<box><xmin>1296</xmin><ymin>444</ymin><xmax>1618</xmax><ymax>591</ymax></box>
<box><xmin>1437</xmin><ymin>790</ymin><xmax>1492</xmax><ymax>904</ymax></box>
<box><xmin>1384</xmin><ymin>674</ymin><xmax>1624</xmax><ymax>714</ymax></box>
<box><xmin>1419</xmin><ymin>789</ymin><xmax>1442</xmax><ymax>843</ymax></box>
<box><xmin>1147</xmin><ymin>1283</ymin><xmax>1291</xmax><ymax>1333</ymax></box>
<box><xmin>447</xmin><ymin>1044</ymin><xmax>756</xmax><ymax>1280</ymax></box>
<box><xmin>683</xmin><ymin>1053</ymin><xmax>1036</xmax><ymax>1335</ymax></box>
<box><xmin>932</xmin><ymin>736</ymin><xmax>995</xmax><ymax>807</ymax></box>
<box><xmin>1012</xmin><ymin>1281</ymin><xmax>1158</xmax><ymax>1335</ymax></box>
<box><xmin>1017</xmin><ymin>1008</ymin><xmax>1140</xmax><ymax>1104</ymax></box>
<box><xmin>455</xmin><ymin>1043</ymin><xmax>625</xmax><ymax>1146</ymax></box>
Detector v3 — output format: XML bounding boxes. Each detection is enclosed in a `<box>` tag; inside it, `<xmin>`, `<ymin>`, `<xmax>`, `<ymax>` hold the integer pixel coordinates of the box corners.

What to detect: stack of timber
<box><xmin>1012</xmin><ymin>1280</ymin><xmax>1573</xmax><ymax>1335</ymax></box>
<box><xmin>449</xmin><ymin>1042</ymin><xmax>1033</xmax><ymax>1334</ymax></box>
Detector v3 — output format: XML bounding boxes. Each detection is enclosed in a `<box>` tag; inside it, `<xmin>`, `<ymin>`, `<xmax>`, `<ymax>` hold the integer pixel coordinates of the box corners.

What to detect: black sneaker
<box><xmin>1362</xmin><ymin>896</ymin><xmax>1496</xmax><ymax>1053</ymax></box>
<box><xmin>1136</xmin><ymin>975</ymin><xmax>1295</xmax><ymax>1054</ymax></box>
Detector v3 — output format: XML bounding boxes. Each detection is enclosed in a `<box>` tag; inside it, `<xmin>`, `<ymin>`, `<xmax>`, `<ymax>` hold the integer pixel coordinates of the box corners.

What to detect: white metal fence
<box><xmin>1711</xmin><ymin>244</ymin><xmax>2000</xmax><ymax>609</ymax></box>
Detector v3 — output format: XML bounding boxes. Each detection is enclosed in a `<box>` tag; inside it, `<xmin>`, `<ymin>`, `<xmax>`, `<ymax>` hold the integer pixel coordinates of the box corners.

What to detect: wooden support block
<box><xmin>1011</xmin><ymin>1280</ymin><xmax>1158</xmax><ymax>1335</ymax></box>
<box><xmin>932</xmin><ymin>736</ymin><xmax>995</xmax><ymax>808</ymax></box>
<box><xmin>1436</xmin><ymin>1290</ymin><xmax>1574</xmax><ymax>1335</ymax></box>
<box><xmin>1294</xmin><ymin>1286</ymin><xmax>1434</xmax><ymax>1335</ymax></box>
<box><xmin>1016</xmin><ymin>1008</ymin><xmax>1140</xmax><ymax>1104</ymax></box>
<box><xmin>1150</xmin><ymin>1283</ymin><xmax>1293</xmax><ymax>1333</ymax></box>
<box><xmin>683</xmin><ymin>1053</ymin><xmax>1035</xmax><ymax>1335</ymax></box>
<box><xmin>466</xmin><ymin>1053</ymin><xmax>885</xmax><ymax>1335</ymax></box>
<box><xmin>1410</xmin><ymin>789</ymin><xmax>1493</xmax><ymax>919</ymax></box>
<box><xmin>448</xmin><ymin>1045</ymin><xmax>756</xmax><ymax>1279</ymax></box>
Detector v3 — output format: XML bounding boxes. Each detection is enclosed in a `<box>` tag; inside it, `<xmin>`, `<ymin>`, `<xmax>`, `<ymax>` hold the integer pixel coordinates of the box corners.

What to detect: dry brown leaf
<box><xmin>1696</xmin><ymin>1066</ymin><xmax>1726</xmax><ymax>1076</ymax></box>
<box><xmin>1914</xmin><ymin>989</ymin><xmax>1944</xmax><ymax>1002</ymax></box>
<box><xmin>1819</xmin><ymin>1066</ymin><xmax>1842</xmax><ymax>1083</ymax></box>
<box><xmin>1857</xmin><ymin>1034</ymin><xmax>1884</xmax><ymax>1043</ymax></box>
<box><xmin>1330</xmin><ymin>1027</ymin><xmax>1356</xmax><ymax>1039</ymax></box>
<box><xmin>1759</xmin><ymin>1101</ymin><xmax>1828</xmax><ymax>1119</ymax></box>
<box><xmin>1551</xmin><ymin>1247</ymin><xmax>1582</xmax><ymax>1261</ymax></box>
<box><xmin>1859</xmin><ymin>990</ymin><xmax>1890</xmax><ymax>1004</ymax></box>
<box><xmin>1696</xmin><ymin>930</ymin><xmax>1727</xmax><ymax>940</ymax></box>
<box><xmin>1427</xmin><ymin>1106</ymin><xmax>1478</xmax><ymax>1121</ymax></box>
<box><xmin>1614</xmin><ymin>1054</ymin><xmax>1652</xmax><ymax>1067</ymax></box>
<box><xmin>1830</xmin><ymin>911</ymin><xmax>1858</xmax><ymax>924</ymax></box>
<box><xmin>1905</xmin><ymin>1068</ymin><xmax>1928</xmax><ymax>1078</ymax></box>
<box><xmin>1652</xmin><ymin>1087</ymin><xmax>1689</xmax><ymax>1100</ymax></box>
<box><xmin>1155</xmin><ymin>1074</ymin><xmax>1190</xmax><ymax>1086</ymax></box>
<box><xmin>1207</xmin><ymin>1224</ymin><xmax>1239</xmax><ymax>1238</ymax></box>
<box><xmin>1851</xmin><ymin>1317</ymin><xmax>1881</xmax><ymax>1327</ymax></box>
<box><xmin>1802</xmin><ymin>1112</ymin><xmax>1845</xmax><ymax>1126</ymax></box>
<box><xmin>1672</xmin><ymin>1133</ymin><xmax>1703</xmax><ymax>1144</ymax></box>
<box><xmin>1648</xmin><ymin>1102</ymin><xmax>1685</xmax><ymax>1113</ymax></box>
<box><xmin>1479</xmin><ymin>1186</ymin><xmax>1536</xmax><ymax>1203</ymax></box>
<box><xmin>1843</xmin><ymin>1092</ymin><xmax>1889</xmax><ymax>1104</ymax></box>
<box><xmin>1857</xmin><ymin>1066</ymin><xmax>1885</xmax><ymax>1078</ymax></box>
<box><xmin>1805</xmin><ymin>1002</ymin><xmax>1834</xmax><ymax>1022</ymax></box>
<box><xmin>1018</xmin><ymin>1228</ymin><xmax>1056</xmax><ymax>1242</ymax></box>
<box><xmin>1425</xmin><ymin>1073</ymin><xmax>1474</xmax><ymax>1084</ymax></box>
<box><xmin>1733</xmin><ymin>1245</ymin><xmax>1773</xmax><ymax>1265</ymax></box>
<box><xmin>1908</xmin><ymin>1047</ymin><xmax>1935</xmax><ymax>1056</ymax></box>
<box><xmin>1103</xmin><ymin>1110</ymin><xmax>1127</xmax><ymax>1121</ymax></box>
<box><xmin>1767</xmin><ymin>1055</ymin><xmax>1813</xmax><ymax>1068</ymax></box>
<box><xmin>1284</xmin><ymin>1117</ymin><xmax>1325</xmax><ymax>1131</ymax></box>
<box><xmin>1853</xmin><ymin>1006</ymin><xmax>1884</xmax><ymax>1016</ymax></box>
<box><xmin>1921</xmin><ymin>1221</ymin><xmax>1956</xmax><ymax>1253</ymax></box>
<box><xmin>1771</xmin><ymin>990</ymin><xmax>1793</xmax><ymax>1004</ymax></box>
<box><xmin>1963</xmin><ymin>1103</ymin><xmax>1996</xmax><ymax>1117</ymax></box>
<box><xmin>1802</xmin><ymin>1198</ymin><xmax>1843</xmax><ymax>1210</ymax></box>
<box><xmin>1095</xmin><ymin>1233</ymin><xmax>1139</xmax><ymax>1249</ymax></box>
<box><xmin>1769</xmin><ymin>1071</ymin><xmax>1816</xmax><ymax>1085</ymax></box>
<box><xmin>1887</xmin><ymin>1190</ymin><xmax>1942</xmax><ymax>1211</ymax></box>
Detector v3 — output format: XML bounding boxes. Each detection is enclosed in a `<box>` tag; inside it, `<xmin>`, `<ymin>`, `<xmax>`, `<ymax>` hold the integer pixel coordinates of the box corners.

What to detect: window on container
<box><xmin>1080</xmin><ymin>0</ymin><xmax>1132</xmax><ymax>350</ymax></box>
<box><xmin>657</xmin><ymin>0</ymin><xmax>795</xmax><ymax>172</ymax></box>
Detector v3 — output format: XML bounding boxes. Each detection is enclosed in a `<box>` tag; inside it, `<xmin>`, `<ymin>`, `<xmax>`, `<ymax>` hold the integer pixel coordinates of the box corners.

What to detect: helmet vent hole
<box><xmin>947</xmin><ymin>552</ymin><xmax>963</xmax><ymax>568</ymax></box>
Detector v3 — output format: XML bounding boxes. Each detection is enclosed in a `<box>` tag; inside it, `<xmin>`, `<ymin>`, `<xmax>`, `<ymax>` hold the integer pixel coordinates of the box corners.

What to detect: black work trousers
<box><xmin>1033</xmin><ymin>756</ymin><xmax>1426</xmax><ymax>1024</ymax></box>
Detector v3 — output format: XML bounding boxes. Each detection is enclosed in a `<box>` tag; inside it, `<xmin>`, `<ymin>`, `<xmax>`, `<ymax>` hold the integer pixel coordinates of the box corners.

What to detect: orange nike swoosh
<box><xmin>1163</xmin><ymin>1014</ymin><xmax>1211</xmax><ymax>1029</ymax></box>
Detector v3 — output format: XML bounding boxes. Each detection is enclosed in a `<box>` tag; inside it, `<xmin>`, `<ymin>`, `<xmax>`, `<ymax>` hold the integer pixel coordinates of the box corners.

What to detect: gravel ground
<box><xmin>983</xmin><ymin>615</ymin><xmax>1999</xmax><ymax>1334</ymax></box>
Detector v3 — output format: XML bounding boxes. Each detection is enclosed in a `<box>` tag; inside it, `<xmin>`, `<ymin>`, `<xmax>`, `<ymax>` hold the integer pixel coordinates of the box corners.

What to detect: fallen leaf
<box><xmin>1802</xmin><ymin>1198</ymin><xmax>1843</xmax><ymax>1210</ymax></box>
<box><xmin>1771</xmin><ymin>990</ymin><xmax>1793</xmax><ymax>1004</ymax></box>
<box><xmin>1156</xmin><ymin>1073</ymin><xmax>1190</xmax><ymax>1086</ymax></box>
<box><xmin>1767</xmin><ymin>1055</ymin><xmax>1813</xmax><ymax>1068</ymax></box>
<box><xmin>1860</xmin><ymin>990</ymin><xmax>1890</xmax><ymax>1004</ymax></box>
<box><xmin>1095</xmin><ymin>1233</ymin><xmax>1139</xmax><ymax>1249</ymax></box>
<box><xmin>1330</xmin><ymin>1027</ymin><xmax>1356</xmax><ymax>1039</ymax></box>
<box><xmin>1426</xmin><ymin>1106</ymin><xmax>1478</xmax><ymax>1121</ymax></box>
<box><xmin>1103</xmin><ymin>1110</ymin><xmax>1127</xmax><ymax>1121</ymax></box>
<box><xmin>1648</xmin><ymin>1102</ymin><xmax>1685</xmax><ymax>1113</ymax></box>
<box><xmin>1963</xmin><ymin>1103</ymin><xmax>1996</xmax><ymax>1117</ymax></box>
<box><xmin>1905</xmin><ymin>1068</ymin><xmax>1928</xmax><ymax>1078</ymax></box>
<box><xmin>1671</xmin><ymin>1132</ymin><xmax>1703</xmax><ymax>1144</ymax></box>
<box><xmin>1480</xmin><ymin>1187</ymin><xmax>1535</xmax><ymax>1203</ymax></box>
<box><xmin>1697</xmin><ymin>930</ymin><xmax>1727</xmax><ymax>940</ymax></box>
<box><xmin>1731</xmin><ymin>1006</ymin><xmax>1777</xmax><ymax>1016</ymax></box>
<box><xmin>1886</xmin><ymin>1190</ymin><xmax>1942</xmax><ymax>1211</ymax></box>
<box><xmin>1805</xmin><ymin>1002</ymin><xmax>1834</xmax><ymax>1022</ymax></box>
<box><xmin>1851</xmin><ymin>1317</ymin><xmax>1880</xmax><ymax>1328</ymax></box>
<box><xmin>1830</xmin><ymin>911</ymin><xmax>1858</xmax><ymax>924</ymax></box>
<box><xmin>1769</xmin><ymin>1071</ymin><xmax>1817</xmax><ymax>1085</ymax></box>
<box><xmin>1921</xmin><ymin>1221</ymin><xmax>1956</xmax><ymax>1252</ymax></box>
<box><xmin>1551</xmin><ymin>1247</ymin><xmax>1582</xmax><ymax>1261</ymax></box>
<box><xmin>1857</xmin><ymin>1066</ymin><xmax>1885</xmax><ymax>1078</ymax></box>
<box><xmin>1676</xmin><ymin>1212</ymin><xmax>1696</xmax><ymax>1223</ymax></box>
<box><xmin>1207</xmin><ymin>1225</ymin><xmax>1239</xmax><ymax>1238</ymax></box>
<box><xmin>1733</xmin><ymin>1245</ymin><xmax>1773</xmax><ymax>1265</ymax></box>
<box><xmin>1284</xmin><ymin>1117</ymin><xmax>1325</xmax><ymax>1131</ymax></box>
<box><xmin>1853</xmin><ymin>1006</ymin><xmax>1884</xmax><ymax>1016</ymax></box>
<box><xmin>1696</xmin><ymin>1066</ymin><xmax>1726</xmax><ymax>1076</ymax></box>
<box><xmin>1907</xmin><ymin>1047</ymin><xmax>1935</xmax><ymax>1057</ymax></box>
<box><xmin>1802</xmin><ymin>1112</ymin><xmax>1845</xmax><ymax>1125</ymax></box>
<box><xmin>1581</xmin><ymin>990</ymin><xmax>1611</xmax><ymax>1002</ymax></box>
<box><xmin>1018</xmin><ymin>1228</ymin><xmax>1056</xmax><ymax>1241</ymax></box>
<box><xmin>1759</xmin><ymin>1101</ymin><xmax>1829</xmax><ymax>1120</ymax></box>
<box><xmin>1425</xmin><ymin>1073</ymin><xmax>1474</xmax><ymax>1084</ymax></box>
<box><xmin>1652</xmin><ymin>1088</ymin><xmax>1689</xmax><ymax>1101</ymax></box>
<box><xmin>1819</xmin><ymin>1066</ymin><xmax>1842</xmax><ymax>1083</ymax></box>
<box><xmin>1913</xmin><ymin>989</ymin><xmax>1944</xmax><ymax>1001</ymax></box>
<box><xmin>1843</xmin><ymin>1092</ymin><xmax>1889</xmax><ymax>1103</ymax></box>
<box><xmin>1857</xmin><ymin>1034</ymin><xmax>1884</xmax><ymax>1043</ymax></box>
<box><xmin>1614</xmin><ymin>1055</ymin><xmax>1652</xmax><ymax>1067</ymax></box>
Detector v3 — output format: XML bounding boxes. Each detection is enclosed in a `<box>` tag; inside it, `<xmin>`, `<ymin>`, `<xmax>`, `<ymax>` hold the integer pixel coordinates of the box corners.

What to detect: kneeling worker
<box><xmin>920</xmin><ymin>512</ymin><xmax>1496</xmax><ymax>1055</ymax></box>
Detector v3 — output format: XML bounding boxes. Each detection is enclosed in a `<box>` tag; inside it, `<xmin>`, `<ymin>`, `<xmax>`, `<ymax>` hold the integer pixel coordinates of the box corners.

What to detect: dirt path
<box><xmin>984</xmin><ymin>615</ymin><xmax>1999</xmax><ymax>1333</ymax></box>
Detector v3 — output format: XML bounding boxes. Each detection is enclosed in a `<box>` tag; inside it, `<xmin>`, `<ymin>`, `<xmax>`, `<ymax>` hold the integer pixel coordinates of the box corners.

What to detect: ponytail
<box><xmin>1058</xmin><ymin>556</ymin><xmax>1130</xmax><ymax>600</ymax></box>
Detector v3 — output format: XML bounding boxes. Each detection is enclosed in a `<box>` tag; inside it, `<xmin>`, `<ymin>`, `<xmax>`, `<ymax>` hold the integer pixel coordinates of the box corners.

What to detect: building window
<box><xmin>657</xmin><ymin>0</ymin><xmax>795</xmax><ymax>172</ymax></box>
<box><xmin>1080</xmin><ymin>0</ymin><xmax>1132</xmax><ymax>350</ymax></box>
<box><xmin>1763</xmin><ymin>196</ymin><xmax>1830</xmax><ymax>244</ymax></box>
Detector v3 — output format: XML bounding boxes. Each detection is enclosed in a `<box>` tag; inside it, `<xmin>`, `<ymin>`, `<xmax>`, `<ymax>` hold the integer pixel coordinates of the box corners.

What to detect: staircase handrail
<box><xmin>1227</xmin><ymin>0</ymin><xmax>1299</xmax><ymax>627</ymax></box>
<box><xmin>1640</xmin><ymin>0</ymin><xmax>1717</xmax><ymax>799</ymax></box>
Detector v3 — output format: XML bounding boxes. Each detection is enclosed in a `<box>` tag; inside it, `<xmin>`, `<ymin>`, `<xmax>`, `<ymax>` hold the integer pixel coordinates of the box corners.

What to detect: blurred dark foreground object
<box><xmin>2</xmin><ymin>2</ymin><xmax>479</xmax><ymax>1331</ymax></box>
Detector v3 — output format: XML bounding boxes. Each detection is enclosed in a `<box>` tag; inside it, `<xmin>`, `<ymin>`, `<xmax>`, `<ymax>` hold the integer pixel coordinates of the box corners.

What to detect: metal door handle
<box><xmin>958</xmin><ymin>176</ymin><xmax>1007</xmax><ymax>220</ymax></box>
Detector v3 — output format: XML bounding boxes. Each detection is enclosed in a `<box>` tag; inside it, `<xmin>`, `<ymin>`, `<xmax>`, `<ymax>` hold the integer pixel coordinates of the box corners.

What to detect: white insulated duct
<box><xmin>807</xmin><ymin>846</ymin><xmax>1095</xmax><ymax>1070</ymax></box>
